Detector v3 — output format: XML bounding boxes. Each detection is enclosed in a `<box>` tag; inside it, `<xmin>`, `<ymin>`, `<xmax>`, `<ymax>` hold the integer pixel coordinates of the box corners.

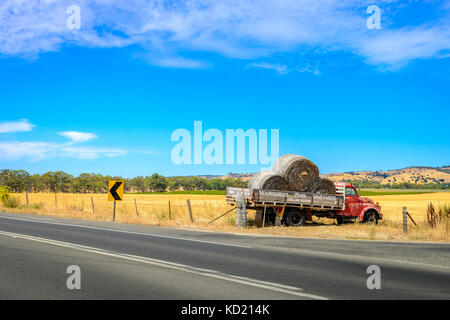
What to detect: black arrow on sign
<box><xmin>109</xmin><ymin>182</ymin><xmax>123</xmax><ymax>200</ymax></box>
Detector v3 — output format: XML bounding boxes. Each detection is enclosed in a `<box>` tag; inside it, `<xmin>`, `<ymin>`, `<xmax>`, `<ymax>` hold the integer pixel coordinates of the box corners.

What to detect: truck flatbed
<box><xmin>226</xmin><ymin>186</ymin><xmax>345</xmax><ymax>211</ymax></box>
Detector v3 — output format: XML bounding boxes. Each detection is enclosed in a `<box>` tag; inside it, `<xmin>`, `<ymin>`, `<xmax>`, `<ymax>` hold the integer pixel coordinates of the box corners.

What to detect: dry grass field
<box><xmin>2</xmin><ymin>191</ymin><xmax>450</xmax><ymax>242</ymax></box>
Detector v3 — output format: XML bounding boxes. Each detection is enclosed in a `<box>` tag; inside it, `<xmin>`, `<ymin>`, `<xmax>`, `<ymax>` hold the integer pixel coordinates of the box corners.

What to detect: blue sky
<box><xmin>0</xmin><ymin>0</ymin><xmax>449</xmax><ymax>177</ymax></box>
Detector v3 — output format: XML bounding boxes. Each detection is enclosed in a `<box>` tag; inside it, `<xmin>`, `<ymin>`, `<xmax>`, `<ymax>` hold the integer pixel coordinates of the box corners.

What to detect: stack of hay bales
<box><xmin>247</xmin><ymin>154</ymin><xmax>336</xmax><ymax>194</ymax></box>
<box><xmin>272</xmin><ymin>154</ymin><xmax>319</xmax><ymax>192</ymax></box>
<box><xmin>308</xmin><ymin>176</ymin><xmax>336</xmax><ymax>194</ymax></box>
<box><xmin>247</xmin><ymin>171</ymin><xmax>288</xmax><ymax>190</ymax></box>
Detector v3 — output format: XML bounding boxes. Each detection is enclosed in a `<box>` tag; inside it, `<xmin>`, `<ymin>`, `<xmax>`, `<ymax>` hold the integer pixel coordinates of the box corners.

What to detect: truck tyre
<box><xmin>284</xmin><ymin>208</ymin><xmax>305</xmax><ymax>227</ymax></box>
<box><xmin>336</xmin><ymin>217</ymin><xmax>344</xmax><ymax>225</ymax></box>
<box><xmin>365</xmin><ymin>211</ymin><xmax>378</xmax><ymax>225</ymax></box>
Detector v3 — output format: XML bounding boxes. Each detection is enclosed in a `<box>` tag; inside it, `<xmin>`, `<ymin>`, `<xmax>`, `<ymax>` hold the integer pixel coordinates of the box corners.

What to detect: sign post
<box><xmin>108</xmin><ymin>180</ymin><xmax>124</xmax><ymax>221</ymax></box>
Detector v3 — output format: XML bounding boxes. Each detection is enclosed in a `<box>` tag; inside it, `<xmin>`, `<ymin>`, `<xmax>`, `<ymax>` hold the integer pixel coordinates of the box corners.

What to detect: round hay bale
<box><xmin>309</xmin><ymin>177</ymin><xmax>336</xmax><ymax>194</ymax></box>
<box><xmin>247</xmin><ymin>171</ymin><xmax>287</xmax><ymax>190</ymax></box>
<box><xmin>272</xmin><ymin>154</ymin><xmax>319</xmax><ymax>191</ymax></box>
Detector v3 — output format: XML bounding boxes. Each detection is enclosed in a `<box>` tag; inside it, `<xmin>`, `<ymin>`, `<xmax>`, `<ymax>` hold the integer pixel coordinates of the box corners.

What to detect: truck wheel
<box><xmin>336</xmin><ymin>217</ymin><xmax>344</xmax><ymax>225</ymax></box>
<box><xmin>284</xmin><ymin>208</ymin><xmax>305</xmax><ymax>227</ymax></box>
<box><xmin>365</xmin><ymin>211</ymin><xmax>378</xmax><ymax>225</ymax></box>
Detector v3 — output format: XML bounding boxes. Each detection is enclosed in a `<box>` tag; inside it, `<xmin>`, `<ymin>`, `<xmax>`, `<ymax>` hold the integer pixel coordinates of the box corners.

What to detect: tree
<box><xmin>30</xmin><ymin>174</ymin><xmax>44</xmax><ymax>192</ymax></box>
<box><xmin>208</xmin><ymin>179</ymin><xmax>226</xmax><ymax>190</ymax></box>
<box><xmin>167</xmin><ymin>176</ymin><xmax>184</xmax><ymax>191</ymax></box>
<box><xmin>147</xmin><ymin>173</ymin><xmax>167</xmax><ymax>192</ymax></box>
<box><xmin>42</xmin><ymin>171</ymin><xmax>73</xmax><ymax>192</ymax></box>
<box><xmin>130</xmin><ymin>176</ymin><xmax>146</xmax><ymax>193</ymax></box>
<box><xmin>0</xmin><ymin>169</ymin><xmax>30</xmax><ymax>192</ymax></box>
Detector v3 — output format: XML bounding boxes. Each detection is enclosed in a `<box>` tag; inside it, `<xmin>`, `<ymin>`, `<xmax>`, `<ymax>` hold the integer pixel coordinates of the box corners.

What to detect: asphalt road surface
<box><xmin>0</xmin><ymin>212</ymin><xmax>449</xmax><ymax>300</ymax></box>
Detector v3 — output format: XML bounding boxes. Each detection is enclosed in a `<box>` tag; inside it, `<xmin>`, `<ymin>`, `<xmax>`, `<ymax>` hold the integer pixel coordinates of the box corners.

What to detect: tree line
<box><xmin>0</xmin><ymin>169</ymin><xmax>248</xmax><ymax>193</ymax></box>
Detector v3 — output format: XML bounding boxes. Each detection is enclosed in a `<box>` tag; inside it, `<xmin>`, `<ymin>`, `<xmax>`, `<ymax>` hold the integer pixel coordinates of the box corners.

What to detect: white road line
<box><xmin>0</xmin><ymin>215</ymin><xmax>250</xmax><ymax>248</ymax></box>
<box><xmin>0</xmin><ymin>230</ymin><xmax>328</xmax><ymax>300</ymax></box>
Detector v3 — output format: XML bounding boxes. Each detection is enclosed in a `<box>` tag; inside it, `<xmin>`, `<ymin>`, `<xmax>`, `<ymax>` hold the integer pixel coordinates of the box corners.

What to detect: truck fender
<box><xmin>359</xmin><ymin>206</ymin><xmax>381</xmax><ymax>222</ymax></box>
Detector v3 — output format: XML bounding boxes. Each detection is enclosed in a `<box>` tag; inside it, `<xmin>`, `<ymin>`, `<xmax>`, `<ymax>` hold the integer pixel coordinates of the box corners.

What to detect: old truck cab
<box><xmin>334</xmin><ymin>182</ymin><xmax>382</xmax><ymax>224</ymax></box>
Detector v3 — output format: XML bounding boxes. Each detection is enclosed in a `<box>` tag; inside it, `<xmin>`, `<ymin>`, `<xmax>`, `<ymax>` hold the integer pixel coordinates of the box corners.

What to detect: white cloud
<box><xmin>151</xmin><ymin>56</ymin><xmax>209</xmax><ymax>69</ymax></box>
<box><xmin>0</xmin><ymin>119</ymin><xmax>35</xmax><ymax>133</ymax></box>
<box><xmin>358</xmin><ymin>26</ymin><xmax>450</xmax><ymax>67</ymax></box>
<box><xmin>0</xmin><ymin>128</ymin><xmax>126</xmax><ymax>161</ymax></box>
<box><xmin>60</xmin><ymin>146</ymin><xmax>127</xmax><ymax>159</ymax></box>
<box><xmin>0</xmin><ymin>141</ymin><xmax>127</xmax><ymax>161</ymax></box>
<box><xmin>58</xmin><ymin>131</ymin><xmax>97</xmax><ymax>143</ymax></box>
<box><xmin>0</xmin><ymin>142</ymin><xmax>58</xmax><ymax>161</ymax></box>
<box><xmin>297</xmin><ymin>64</ymin><xmax>321</xmax><ymax>76</ymax></box>
<box><xmin>248</xmin><ymin>62</ymin><xmax>321</xmax><ymax>76</ymax></box>
<box><xmin>248</xmin><ymin>62</ymin><xmax>288</xmax><ymax>75</ymax></box>
<box><xmin>1</xmin><ymin>0</ymin><xmax>449</xmax><ymax>69</ymax></box>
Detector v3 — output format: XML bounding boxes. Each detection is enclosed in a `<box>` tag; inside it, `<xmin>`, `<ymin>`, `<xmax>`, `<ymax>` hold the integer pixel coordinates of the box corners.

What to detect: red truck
<box><xmin>226</xmin><ymin>182</ymin><xmax>382</xmax><ymax>227</ymax></box>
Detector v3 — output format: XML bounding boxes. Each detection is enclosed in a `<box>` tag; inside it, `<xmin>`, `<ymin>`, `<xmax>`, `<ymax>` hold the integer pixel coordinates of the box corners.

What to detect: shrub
<box><xmin>0</xmin><ymin>185</ymin><xmax>10</xmax><ymax>202</ymax></box>
<box><xmin>2</xmin><ymin>196</ymin><xmax>20</xmax><ymax>208</ymax></box>
<box><xmin>427</xmin><ymin>202</ymin><xmax>450</xmax><ymax>228</ymax></box>
<box><xmin>438</xmin><ymin>203</ymin><xmax>450</xmax><ymax>221</ymax></box>
<box><xmin>28</xmin><ymin>203</ymin><xmax>43</xmax><ymax>210</ymax></box>
<box><xmin>427</xmin><ymin>202</ymin><xmax>437</xmax><ymax>228</ymax></box>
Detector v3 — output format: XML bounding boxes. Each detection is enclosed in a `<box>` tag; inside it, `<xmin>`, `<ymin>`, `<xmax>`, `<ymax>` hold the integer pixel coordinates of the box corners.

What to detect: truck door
<box><xmin>345</xmin><ymin>186</ymin><xmax>360</xmax><ymax>217</ymax></box>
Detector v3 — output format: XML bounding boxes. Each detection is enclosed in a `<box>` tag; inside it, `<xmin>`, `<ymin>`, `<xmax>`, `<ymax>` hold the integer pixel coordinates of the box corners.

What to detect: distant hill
<box><xmin>322</xmin><ymin>166</ymin><xmax>450</xmax><ymax>185</ymax></box>
<box><xmin>204</xmin><ymin>166</ymin><xmax>450</xmax><ymax>185</ymax></box>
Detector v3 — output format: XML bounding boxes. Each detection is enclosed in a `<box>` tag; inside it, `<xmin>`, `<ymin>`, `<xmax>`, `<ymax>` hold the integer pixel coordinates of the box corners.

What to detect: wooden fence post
<box><xmin>26</xmin><ymin>190</ymin><xmax>29</xmax><ymax>206</ymax></box>
<box><xmin>168</xmin><ymin>200</ymin><xmax>172</xmax><ymax>220</ymax></box>
<box><xmin>134</xmin><ymin>198</ymin><xmax>139</xmax><ymax>217</ymax></box>
<box><xmin>186</xmin><ymin>199</ymin><xmax>194</xmax><ymax>223</ymax></box>
<box><xmin>91</xmin><ymin>196</ymin><xmax>95</xmax><ymax>213</ymax></box>
<box><xmin>403</xmin><ymin>207</ymin><xmax>407</xmax><ymax>234</ymax></box>
<box><xmin>54</xmin><ymin>192</ymin><xmax>57</xmax><ymax>208</ymax></box>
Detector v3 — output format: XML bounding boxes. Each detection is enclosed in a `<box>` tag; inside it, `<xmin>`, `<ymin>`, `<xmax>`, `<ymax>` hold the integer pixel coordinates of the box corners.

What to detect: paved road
<box><xmin>0</xmin><ymin>212</ymin><xmax>449</xmax><ymax>299</ymax></box>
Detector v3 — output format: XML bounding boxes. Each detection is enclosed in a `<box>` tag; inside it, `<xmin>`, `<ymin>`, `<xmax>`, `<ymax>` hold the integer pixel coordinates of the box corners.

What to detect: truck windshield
<box><xmin>346</xmin><ymin>187</ymin><xmax>357</xmax><ymax>196</ymax></box>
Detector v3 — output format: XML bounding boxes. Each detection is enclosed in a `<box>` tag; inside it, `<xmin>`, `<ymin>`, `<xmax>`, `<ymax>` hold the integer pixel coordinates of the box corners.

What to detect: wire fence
<box><xmin>12</xmin><ymin>192</ymin><xmax>235</xmax><ymax>225</ymax></box>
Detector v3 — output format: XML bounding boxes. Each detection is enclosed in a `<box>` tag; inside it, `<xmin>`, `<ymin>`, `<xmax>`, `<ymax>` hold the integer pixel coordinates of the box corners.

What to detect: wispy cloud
<box><xmin>0</xmin><ymin>119</ymin><xmax>35</xmax><ymax>133</ymax></box>
<box><xmin>1</xmin><ymin>1</ymin><xmax>449</xmax><ymax>69</ymax></box>
<box><xmin>0</xmin><ymin>142</ymin><xmax>58</xmax><ymax>161</ymax></box>
<box><xmin>248</xmin><ymin>62</ymin><xmax>288</xmax><ymax>75</ymax></box>
<box><xmin>0</xmin><ymin>141</ymin><xmax>127</xmax><ymax>161</ymax></box>
<box><xmin>58</xmin><ymin>131</ymin><xmax>97</xmax><ymax>144</ymax></box>
<box><xmin>248</xmin><ymin>61</ymin><xmax>322</xmax><ymax>76</ymax></box>
<box><xmin>359</xmin><ymin>26</ymin><xmax>450</xmax><ymax>68</ymax></box>
<box><xmin>297</xmin><ymin>64</ymin><xmax>321</xmax><ymax>76</ymax></box>
<box><xmin>0</xmin><ymin>124</ymin><xmax>126</xmax><ymax>161</ymax></box>
<box><xmin>151</xmin><ymin>56</ymin><xmax>209</xmax><ymax>69</ymax></box>
<box><xmin>59</xmin><ymin>146</ymin><xmax>127</xmax><ymax>160</ymax></box>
